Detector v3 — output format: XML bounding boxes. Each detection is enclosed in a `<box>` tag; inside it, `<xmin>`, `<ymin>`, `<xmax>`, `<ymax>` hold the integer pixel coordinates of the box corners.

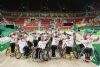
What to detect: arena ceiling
<box><xmin>0</xmin><ymin>0</ymin><xmax>99</xmax><ymax>12</ymax></box>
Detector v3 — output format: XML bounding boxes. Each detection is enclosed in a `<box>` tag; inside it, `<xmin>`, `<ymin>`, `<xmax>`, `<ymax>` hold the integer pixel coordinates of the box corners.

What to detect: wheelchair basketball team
<box><xmin>8</xmin><ymin>29</ymin><xmax>99</xmax><ymax>62</ymax></box>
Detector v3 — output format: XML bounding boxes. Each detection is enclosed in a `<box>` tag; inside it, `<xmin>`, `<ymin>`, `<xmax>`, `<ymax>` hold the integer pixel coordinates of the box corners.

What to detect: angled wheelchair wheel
<box><xmin>48</xmin><ymin>49</ymin><xmax>52</xmax><ymax>59</ymax></box>
<box><xmin>31</xmin><ymin>48</ymin><xmax>37</xmax><ymax>61</ymax></box>
<box><xmin>31</xmin><ymin>52</ymin><xmax>35</xmax><ymax>59</ymax></box>
<box><xmin>72</xmin><ymin>47</ymin><xmax>78</xmax><ymax>59</ymax></box>
<box><xmin>32</xmin><ymin>49</ymin><xmax>43</xmax><ymax>62</ymax></box>
<box><xmin>15</xmin><ymin>45</ymin><xmax>22</xmax><ymax>59</ymax></box>
<box><xmin>62</xmin><ymin>48</ymin><xmax>67</xmax><ymax>58</ymax></box>
<box><xmin>5</xmin><ymin>47</ymin><xmax>11</xmax><ymax>56</ymax></box>
<box><xmin>91</xmin><ymin>49</ymin><xmax>100</xmax><ymax>64</ymax></box>
<box><xmin>41</xmin><ymin>50</ymin><xmax>48</xmax><ymax>61</ymax></box>
<box><xmin>15</xmin><ymin>50</ymin><xmax>22</xmax><ymax>59</ymax></box>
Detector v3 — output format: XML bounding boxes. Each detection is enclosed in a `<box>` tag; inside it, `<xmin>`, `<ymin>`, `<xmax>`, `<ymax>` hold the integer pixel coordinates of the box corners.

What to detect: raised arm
<box><xmin>93</xmin><ymin>37</ymin><xmax>99</xmax><ymax>42</ymax></box>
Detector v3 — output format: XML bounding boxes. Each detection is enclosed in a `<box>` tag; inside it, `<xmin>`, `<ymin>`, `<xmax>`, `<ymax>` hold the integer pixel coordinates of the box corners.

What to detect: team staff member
<box><xmin>9</xmin><ymin>35</ymin><xmax>16</xmax><ymax>55</ymax></box>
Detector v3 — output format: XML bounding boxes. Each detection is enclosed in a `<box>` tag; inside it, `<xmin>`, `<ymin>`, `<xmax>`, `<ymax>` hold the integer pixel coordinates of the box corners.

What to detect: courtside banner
<box><xmin>0</xmin><ymin>37</ymin><xmax>10</xmax><ymax>51</ymax></box>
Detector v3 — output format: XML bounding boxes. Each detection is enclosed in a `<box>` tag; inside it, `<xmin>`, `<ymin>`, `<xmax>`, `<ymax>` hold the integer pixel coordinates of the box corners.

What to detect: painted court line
<box><xmin>0</xmin><ymin>57</ymin><xmax>10</xmax><ymax>66</ymax></box>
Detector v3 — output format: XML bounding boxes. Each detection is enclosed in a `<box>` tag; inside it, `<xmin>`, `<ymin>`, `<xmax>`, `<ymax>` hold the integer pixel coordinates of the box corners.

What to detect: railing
<box><xmin>1</xmin><ymin>10</ymin><xmax>100</xmax><ymax>18</ymax></box>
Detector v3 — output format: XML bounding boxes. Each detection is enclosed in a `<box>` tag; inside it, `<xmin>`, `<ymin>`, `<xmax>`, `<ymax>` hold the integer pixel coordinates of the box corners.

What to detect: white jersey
<box><xmin>33</xmin><ymin>34</ymin><xmax>39</xmax><ymax>40</ymax></box>
<box><xmin>81</xmin><ymin>39</ymin><xmax>93</xmax><ymax>48</ymax></box>
<box><xmin>62</xmin><ymin>38</ymin><xmax>73</xmax><ymax>47</ymax></box>
<box><xmin>67</xmin><ymin>39</ymin><xmax>74</xmax><ymax>47</ymax></box>
<box><xmin>38</xmin><ymin>41</ymin><xmax>47</xmax><ymax>49</ymax></box>
<box><xmin>76</xmin><ymin>32</ymin><xmax>84</xmax><ymax>44</ymax></box>
<box><xmin>26</xmin><ymin>35</ymin><xmax>33</xmax><ymax>42</ymax></box>
<box><xmin>51</xmin><ymin>37</ymin><xmax>60</xmax><ymax>46</ymax></box>
<box><xmin>10</xmin><ymin>37</ymin><xmax>16</xmax><ymax>43</ymax></box>
<box><xmin>18</xmin><ymin>39</ymin><xmax>27</xmax><ymax>53</ymax></box>
<box><xmin>60</xmin><ymin>34</ymin><xmax>66</xmax><ymax>40</ymax></box>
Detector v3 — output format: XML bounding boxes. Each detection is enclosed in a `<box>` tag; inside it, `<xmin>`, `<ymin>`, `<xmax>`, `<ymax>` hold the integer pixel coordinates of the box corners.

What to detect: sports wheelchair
<box><xmin>78</xmin><ymin>46</ymin><xmax>100</xmax><ymax>62</ymax></box>
<box><xmin>16</xmin><ymin>41</ymin><xmax>34</xmax><ymax>59</ymax></box>
<box><xmin>6</xmin><ymin>44</ymin><xmax>22</xmax><ymax>59</ymax></box>
<box><xmin>60</xmin><ymin>46</ymin><xmax>78</xmax><ymax>59</ymax></box>
<box><xmin>32</xmin><ymin>47</ymin><xmax>49</xmax><ymax>62</ymax></box>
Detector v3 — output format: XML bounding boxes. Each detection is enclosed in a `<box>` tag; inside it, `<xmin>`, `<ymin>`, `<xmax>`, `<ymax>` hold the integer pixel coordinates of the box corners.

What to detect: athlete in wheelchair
<box><xmin>24</xmin><ymin>33</ymin><xmax>34</xmax><ymax>58</ymax></box>
<box><xmin>16</xmin><ymin>33</ymin><xmax>34</xmax><ymax>59</ymax></box>
<box><xmin>77</xmin><ymin>33</ymin><xmax>99</xmax><ymax>61</ymax></box>
<box><xmin>17</xmin><ymin>34</ymin><xmax>33</xmax><ymax>59</ymax></box>
<box><xmin>61</xmin><ymin>33</ymin><xmax>76</xmax><ymax>59</ymax></box>
<box><xmin>34</xmin><ymin>34</ymin><xmax>50</xmax><ymax>61</ymax></box>
<box><xmin>23</xmin><ymin>41</ymin><xmax>34</xmax><ymax>58</ymax></box>
<box><xmin>32</xmin><ymin>32</ymin><xmax>40</xmax><ymax>47</ymax></box>
<box><xmin>50</xmin><ymin>35</ymin><xmax>61</xmax><ymax>58</ymax></box>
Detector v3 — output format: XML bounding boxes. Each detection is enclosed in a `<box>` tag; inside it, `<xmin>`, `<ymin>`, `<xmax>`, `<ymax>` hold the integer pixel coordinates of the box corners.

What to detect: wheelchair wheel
<box><xmin>41</xmin><ymin>50</ymin><xmax>48</xmax><ymax>61</ymax></box>
<box><xmin>31</xmin><ymin>48</ymin><xmax>36</xmax><ymax>59</ymax></box>
<box><xmin>6</xmin><ymin>47</ymin><xmax>11</xmax><ymax>56</ymax></box>
<box><xmin>15</xmin><ymin>46</ymin><xmax>22</xmax><ymax>59</ymax></box>
<box><xmin>72</xmin><ymin>47</ymin><xmax>78</xmax><ymax>59</ymax></box>
<box><xmin>48</xmin><ymin>49</ymin><xmax>52</xmax><ymax>58</ymax></box>
<box><xmin>31</xmin><ymin>52</ymin><xmax>35</xmax><ymax>59</ymax></box>
<box><xmin>62</xmin><ymin>48</ymin><xmax>66</xmax><ymax>58</ymax></box>
<box><xmin>32</xmin><ymin>49</ymin><xmax>43</xmax><ymax>62</ymax></box>
<box><xmin>15</xmin><ymin>50</ymin><xmax>22</xmax><ymax>59</ymax></box>
<box><xmin>91</xmin><ymin>49</ymin><xmax>100</xmax><ymax>64</ymax></box>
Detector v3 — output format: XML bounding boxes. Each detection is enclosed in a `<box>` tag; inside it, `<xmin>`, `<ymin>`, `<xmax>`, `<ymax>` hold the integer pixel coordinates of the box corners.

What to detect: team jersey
<box><xmin>81</xmin><ymin>39</ymin><xmax>93</xmax><ymax>48</ymax></box>
<box><xmin>38</xmin><ymin>41</ymin><xmax>48</xmax><ymax>49</ymax></box>
<box><xmin>60</xmin><ymin>34</ymin><xmax>66</xmax><ymax>40</ymax></box>
<box><xmin>62</xmin><ymin>38</ymin><xmax>74</xmax><ymax>48</ymax></box>
<box><xmin>18</xmin><ymin>39</ymin><xmax>27</xmax><ymax>53</ymax></box>
<box><xmin>10</xmin><ymin>37</ymin><xmax>16</xmax><ymax>43</ymax></box>
<box><xmin>26</xmin><ymin>35</ymin><xmax>33</xmax><ymax>42</ymax></box>
<box><xmin>76</xmin><ymin>33</ymin><xmax>84</xmax><ymax>44</ymax></box>
<box><xmin>51</xmin><ymin>37</ymin><xmax>60</xmax><ymax>46</ymax></box>
<box><xmin>33</xmin><ymin>34</ymin><xmax>39</xmax><ymax>40</ymax></box>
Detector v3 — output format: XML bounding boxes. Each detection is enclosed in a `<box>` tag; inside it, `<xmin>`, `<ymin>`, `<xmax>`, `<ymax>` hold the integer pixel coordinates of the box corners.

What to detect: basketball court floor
<box><xmin>0</xmin><ymin>32</ymin><xmax>99</xmax><ymax>67</ymax></box>
<box><xmin>0</xmin><ymin>51</ymin><xmax>96</xmax><ymax>67</ymax></box>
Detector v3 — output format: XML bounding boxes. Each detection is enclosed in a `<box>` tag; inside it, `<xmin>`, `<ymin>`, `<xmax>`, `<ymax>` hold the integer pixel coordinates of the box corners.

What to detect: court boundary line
<box><xmin>0</xmin><ymin>57</ymin><xmax>10</xmax><ymax>66</ymax></box>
